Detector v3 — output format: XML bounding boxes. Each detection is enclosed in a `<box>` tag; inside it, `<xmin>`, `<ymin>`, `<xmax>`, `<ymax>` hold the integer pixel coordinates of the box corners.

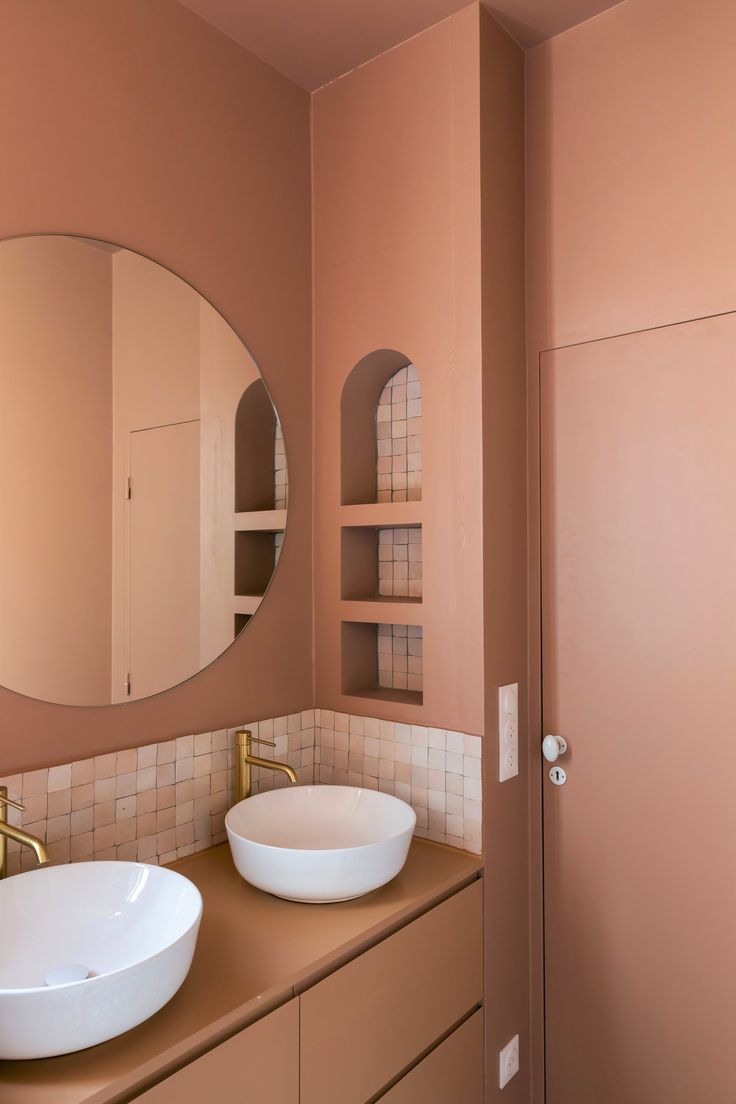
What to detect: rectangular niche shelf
<box><xmin>234</xmin><ymin>530</ymin><xmax>283</xmax><ymax>601</ymax></box>
<box><xmin>341</xmin><ymin>525</ymin><xmax>422</xmax><ymax>602</ymax></box>
<box><xmin>341</xmin><ymin>621</ymin><xmax>423</xmax><ymax>706</ymax></box>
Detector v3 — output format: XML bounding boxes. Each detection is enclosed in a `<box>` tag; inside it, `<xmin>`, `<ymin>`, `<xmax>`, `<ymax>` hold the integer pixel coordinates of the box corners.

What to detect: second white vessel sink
<box><xmin>0</xmin><ymin>861</ymin><xmax>202</xmax><ymax>1059</ymax></box>
<box><xmin>226</xmin><ymin>785</ymin><xmax>416</xmax><ymax>903</ymax></box>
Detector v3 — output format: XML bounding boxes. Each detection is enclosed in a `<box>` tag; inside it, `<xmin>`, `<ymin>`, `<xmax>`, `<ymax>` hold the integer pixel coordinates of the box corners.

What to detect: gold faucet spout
<box><xmin>0</xmin><ymin>821</ymin><xmax>49</xmax><ymax>866</ymax></box>
<box><xmin>245</xmin><ymin>755</ymin><xmax>298</xmax><ymax>784</ymax></box>
<box><xmin>235</xmin><ymin>730</ymin><xmax>299</xmax><ymax>801</ymax></box>
<box><xmin>0</xmin><ymin>786</ymin><xmax>50</xmax><ymax>877</ymax></box>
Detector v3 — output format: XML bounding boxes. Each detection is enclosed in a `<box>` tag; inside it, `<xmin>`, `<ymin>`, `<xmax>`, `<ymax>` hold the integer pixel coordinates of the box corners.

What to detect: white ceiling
<box><xmin>178</xmin><ymin>0</ymin><xmax>625</xmax><ymax>90</ymax></box>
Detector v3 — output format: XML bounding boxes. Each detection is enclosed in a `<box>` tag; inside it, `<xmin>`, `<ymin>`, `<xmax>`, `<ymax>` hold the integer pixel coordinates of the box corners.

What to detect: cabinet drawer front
<box><xmin>132</xmin><ymin>999</ymin><xmax>298</xmax><ymax>1104</ymax></box>
<box><xmin>300</xmin><ymin>879</ymin><xmax>482</xmax><ymax>1104</ymax></box>
<box><xmin>379</xmin><ymin>1010</ymin><xmax>483</xmax><ymax>1104</ymax></box>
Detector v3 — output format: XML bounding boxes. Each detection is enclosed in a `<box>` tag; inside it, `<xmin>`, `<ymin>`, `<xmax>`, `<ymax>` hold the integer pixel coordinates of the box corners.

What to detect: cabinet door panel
<box><xmin>379</xmin><ymin>1011</ymin><xmax>483</xmax><ymax>1104</ymax></box>
<box><xmin>132</xmin><ymin>999</ymin><xmax>298</xmax><ymax>1103</ymax></box>
<box><xmin>300</xmin><ymin>880</ymin><xmax>482</xmax><ymax>1104</ymax></box>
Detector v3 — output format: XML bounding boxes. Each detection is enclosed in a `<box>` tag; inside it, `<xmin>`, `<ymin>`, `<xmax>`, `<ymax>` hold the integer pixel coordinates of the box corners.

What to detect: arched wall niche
<box><xmin>340</xmin><ymin>349</ymin><xmax>421</xmax><ymax>506</ymax></box>
<box><xmin>235</xmin><ymin>379</ymin><xmax>279</xmax><ymax>513</ymax></box>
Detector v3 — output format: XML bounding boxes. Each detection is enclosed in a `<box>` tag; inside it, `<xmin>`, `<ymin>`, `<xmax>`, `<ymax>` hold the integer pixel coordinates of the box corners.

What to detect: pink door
<box><xmin>541</xmin><ymin>314</ymin><xmax>736</xmax><ymax>1103</ymax></box>
<box><xmin>128</xmin><ymin>420</ymin><xmax>200</xmax><ymax>700</ymax></box>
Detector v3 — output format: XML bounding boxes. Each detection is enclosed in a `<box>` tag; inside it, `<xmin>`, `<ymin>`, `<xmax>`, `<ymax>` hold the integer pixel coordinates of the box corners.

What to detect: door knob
<box><xmin>542</xmin><ymin>734</ymin><xmax>567</xmax><ymax>763</ymax></box>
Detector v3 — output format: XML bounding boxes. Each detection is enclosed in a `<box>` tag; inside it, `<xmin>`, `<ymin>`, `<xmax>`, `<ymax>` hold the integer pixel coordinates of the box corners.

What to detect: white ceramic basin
<box><xmin>225</xmin><ymin>785</ymin><xmax>416</xmax><ymax>903</ymax></box>
<box><xmin>0</xmin><ymin>861</ymin><xmax>202</xmax><ymax>1059</ymax></box>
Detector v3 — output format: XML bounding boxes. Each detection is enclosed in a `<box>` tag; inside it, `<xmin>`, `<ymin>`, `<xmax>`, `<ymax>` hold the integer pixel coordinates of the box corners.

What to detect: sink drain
<box><xmin>44</xmin><ymin>964</ymin><xmax>92</xmax><ymax>986</ymax></box>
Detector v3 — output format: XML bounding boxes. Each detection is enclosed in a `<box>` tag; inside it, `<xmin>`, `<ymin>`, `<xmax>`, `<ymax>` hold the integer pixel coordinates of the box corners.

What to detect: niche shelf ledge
<box><xmin>340</xmin><ymin>600</ymin><xmax>423</xmax><ymax>626</ymax></box>
<box><xmin>234</xmin><ymin>510</ymin><xmax>287</xmax><ymax>532</ymax></box>
<box><xmin>234</xmin><ymin>595</ymin><xmax>263</xmax><ymax>616</ymax></box>
<box><xmin>344</xmin><ymin>686</ymin><xmax>424</xmax><ymax>708</ymax></box>
<box><xmin>340</xmin><ymin>503</ymin><xmax>422</xmax><ymax>528</ymax></box>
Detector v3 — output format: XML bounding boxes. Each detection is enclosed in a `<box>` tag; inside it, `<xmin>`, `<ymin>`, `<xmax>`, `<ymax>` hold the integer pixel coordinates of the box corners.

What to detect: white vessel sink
<box><xmin>225</xmin><ymin>785</ymin><xmax>416</xmax><ymax>903</ymax></box>
<box><xmin>0</xmin><ymin>861</ymin><xmax>202</xmax><ymax>1059</ymax></box>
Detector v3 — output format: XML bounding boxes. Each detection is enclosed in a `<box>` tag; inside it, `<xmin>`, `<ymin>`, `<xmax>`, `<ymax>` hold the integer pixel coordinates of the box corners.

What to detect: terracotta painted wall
<box><xmin>314</xmin><ymin>7</ymin><xmax>528</xmax><ymax>1099</ymax></box>
<box><xmin>0</xmin><ymin>236</ymin><xmax>113</xmax><ymax>705</ymax></box>
<box><xmin>312</xmin><ymin>6</ymin><xmax>485</xmax><ymax>735</ymax></box>
<box><xmin>0</xmin><ymin>0</ymin><xmax>312</xmax><ymax>774</ymax></box>
<box><xmin>480</xmin><ymin>9</ymin><xmax>528</xmax><ymax>1104</ymax></box>
<box><xmin>525</xmin><ymin>0</ymin><xmax>736</xmax><ymax>1095</ymax></box>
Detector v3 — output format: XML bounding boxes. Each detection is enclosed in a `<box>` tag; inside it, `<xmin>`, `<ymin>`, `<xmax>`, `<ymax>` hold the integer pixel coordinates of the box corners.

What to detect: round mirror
<box><xmin>0</xmin><ymin>235</ymin><xmax>287</xmax><ymax>706</ymax></box>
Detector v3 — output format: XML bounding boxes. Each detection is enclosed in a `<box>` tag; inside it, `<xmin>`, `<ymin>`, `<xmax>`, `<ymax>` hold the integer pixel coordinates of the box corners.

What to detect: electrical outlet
<box><xmin>498</xmin><ymin>682</ymin><xmax>519</xmax><ymax>782</ymax></box>
<box><xmin>499</xmin><ymin>1034</ymin><xmax>520</xmax><ymax>1089</ymax></box>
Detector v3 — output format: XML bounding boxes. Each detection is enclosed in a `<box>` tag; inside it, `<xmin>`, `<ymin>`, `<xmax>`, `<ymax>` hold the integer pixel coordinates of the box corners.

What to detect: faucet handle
<box><xmin>0</xmin><ymin>791</ymin><xmax>24</xmax><ymax>812</ymax></box>
<box><xmin>235</xmin><ymin>730</ymin><xmax>275</xmax><ymax>749</ymax></box>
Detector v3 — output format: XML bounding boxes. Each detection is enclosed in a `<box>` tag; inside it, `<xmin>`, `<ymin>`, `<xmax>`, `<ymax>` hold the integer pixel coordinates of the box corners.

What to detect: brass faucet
<box><xmin>236</xmin><ymin>730</ymin><xmax>297</xmax><ymax>802</ymax></box>
<box><xmin>0</xmin><ymin>786</ymin><xmax>50</xmax><ymax>878</ymax></box>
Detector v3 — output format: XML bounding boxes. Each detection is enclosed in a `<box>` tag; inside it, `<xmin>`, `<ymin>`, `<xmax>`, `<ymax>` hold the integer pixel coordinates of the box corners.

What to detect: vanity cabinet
<box><xmin>378</xmin><ymin>1010</ymin><xmax>484</xmax><ymax>1104</ymax></box>
<box><xmin>131</xmin><ymin>877</ymin><xmax>482</xmax><ymax>1104</ymax></box>
<box><xmin>300</xmin><ymin>880</ymin><xmax>483</xmax><ymax>1104</ymax></box>
<box><xmin>132</xmin><ymin>1000</ymin><xmax>299</xmax><ymax>1104</ymax></box>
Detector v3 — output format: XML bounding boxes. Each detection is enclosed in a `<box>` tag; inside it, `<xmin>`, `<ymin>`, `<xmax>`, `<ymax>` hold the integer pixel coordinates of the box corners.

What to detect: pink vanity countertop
<box><xmin>0</xmin><ymin>839</ymin><xmax>482</xmax><ymax>1104</ymax></box>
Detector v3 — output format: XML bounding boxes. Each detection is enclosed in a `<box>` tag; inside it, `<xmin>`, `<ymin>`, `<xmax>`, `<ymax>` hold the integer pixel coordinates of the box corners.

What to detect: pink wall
<box><xmin>0</xmin><ymin>0</ymin><xmax>312</xmax><ymax>774</ymax></box>
<box><xmin>313</xmin><ymin>8</ymin><xmax>528</xmax><ymax>1099</ymax></box>
<box><xmin>312</xmin><ymin>7</ymin><xmax>486</xmax><ymax>735</ymax></box>
<box><xmin>526</xmin><ymin>0</ymin><xmax>736</xmax><ymax>352</ymax></box>
<box><xmin>0</xmin><ymin>236</ymin><xmax>113</xmax><ymax>705</ymax></box>
<box><xmin>525</xmin><ymin>0</ymin><xmax>736</xmax><ymax>1094</ymax></box>
<box><xmin>480</xmin><ymin>9</ymin><xmax>528</xmax><ymax>1103</ymax></box>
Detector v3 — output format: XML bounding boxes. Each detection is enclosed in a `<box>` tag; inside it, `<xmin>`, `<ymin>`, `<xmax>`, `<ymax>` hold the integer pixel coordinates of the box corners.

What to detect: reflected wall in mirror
<box><xmin>0</xmin><ymin>236</ymin><xmax>287</xmax><ymax>706</ymax></box>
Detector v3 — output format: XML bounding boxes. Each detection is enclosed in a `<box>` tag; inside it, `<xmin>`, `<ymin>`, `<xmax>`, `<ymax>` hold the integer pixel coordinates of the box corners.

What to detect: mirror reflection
<box><xmin>0</xmin><ymin>235</ymin><xmax>287</xmax><ymax>706</ymax></box>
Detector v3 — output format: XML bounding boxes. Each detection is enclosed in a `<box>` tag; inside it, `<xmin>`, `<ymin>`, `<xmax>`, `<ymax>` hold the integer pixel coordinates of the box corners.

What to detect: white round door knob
<box><xmin>542</xmin><ymin>734</ymin><xmax>567</xmax><ymax>763</ymax></box>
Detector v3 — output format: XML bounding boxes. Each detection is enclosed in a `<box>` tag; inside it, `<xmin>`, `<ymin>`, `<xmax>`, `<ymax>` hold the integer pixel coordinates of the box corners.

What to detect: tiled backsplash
<box><xmin>0</xmin><ymin>713</ymin><xmax>315</xmax><ymax>876</ymax></box>
<box><xmin>314</xmin><ymin>712</ymin><xmax>481</xmax><ymax>853</ymax></box>
<box><xmin>0</xmin><ymin>708</ymin><xmax>481</xmax><ymax>875</ymax></box>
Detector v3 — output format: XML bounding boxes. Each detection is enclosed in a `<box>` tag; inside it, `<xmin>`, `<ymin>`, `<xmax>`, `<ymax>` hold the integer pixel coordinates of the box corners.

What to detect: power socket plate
<box><xmin>499</xmin><ymin>1033</ymin><xmax>520</xmax><ymax>1088</ymax></box>
<box><xmin>498</xmin><ymin>682</ymin><xmax>519</xmax><ymax>782</ymax></box>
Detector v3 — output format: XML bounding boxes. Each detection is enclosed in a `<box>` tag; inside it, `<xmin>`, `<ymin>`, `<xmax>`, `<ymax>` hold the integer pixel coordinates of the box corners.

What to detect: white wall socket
<box><xmin>498</xmin><ymin>682</ymin><xmax>519</xmax><ymax>782</ymax></box>
<box><xmin>499</xmin><ymin>1033</ymin><xmax>520</xmax><ymax>1089</ymax></box>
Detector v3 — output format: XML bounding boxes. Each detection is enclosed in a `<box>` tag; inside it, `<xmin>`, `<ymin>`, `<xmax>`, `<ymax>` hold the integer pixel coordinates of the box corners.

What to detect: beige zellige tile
<box><xmin>157</xmin><ymin>741</ymin><xmax>176</xmax><ymax>765</ymax></box>
<box><xmin>143</xmin><ymin>765</ymin><xmax>164</xmax><ymax>789</ymax></box>
<box><xmin>71</xmin><ymin>807</ymin><xmax>93</xmax><ymax>836</ymax></box>
<box><xmin>446</xmin><ymin>731</ymin><xmax>465</xmax><ymax>755</ymax></box>
<box><xmin>47</xmin><ymin>789</ymin><xmax>71</xmax><ymax>818</ymax></box>
<box><xmin>116</xmin><ymin>749</ymin><xmax>137</xmax><ymax>775</ymax></box>
<box><xmin>71</xmin><ymin>759</ymin><xmax>94</xmax><ymax>786</ymax></box>
<box><xmin>137</xmin><ymin>744</ymin><xmax>157</xmax><ymax>769</ymax></box>
<box><xmin>116</xmin><ymin>772</ymin><xmax>136</xmax><ymax>799</ymax></box>
<box><xmin>464</xmin><ymin>756</ymin><xmax>482</xmax><ymax>780</ymax></box>
<box><xmin>94</xmin><ymin>777</ymin><xmax>115</xmax><ymax>804</ymax></box>
<box><xmin>428</xmin><ymin>728</ymin><xmax>446</xmax><ymax>750</ymax></box>
<box><xmin>21</xmin><ymin>794</ymin><xmax>47</xmax><ymax>824</ymax></box>
<box><xmin>22</xmin><ymin>769</ymin><xmax>48</xmax><ymax>797</ymax></box>
<box><xmin>194</xmin><ymin>732</ymin><xmax>211</xmax><ymax>756</ymax></box>
<box><xmin>464</xmin><ymin>734</ymin><xmax>482</xmax><ymax>758</ymax></box>
<box><xmin>47</xmin><ymin>764</ymin><xmax>72</xmax><ymax>792</ymax></box>
<box><xmin>176</xmin><ymin>735</ymin><xmax>194</xmax><ymax>760</ymax></box>
<box><xmin>94</xmin><ymin>754</ymin><xmax>116</xmax><ymax>780</ymax></box>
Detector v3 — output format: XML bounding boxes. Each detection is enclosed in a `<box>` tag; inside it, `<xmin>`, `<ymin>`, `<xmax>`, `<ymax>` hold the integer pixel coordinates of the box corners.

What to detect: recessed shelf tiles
<box><xmin>341</xmin><ymin>526</ymin><xmax>422</xmax><ymax>602</ymax></box>
<box><xmin>376</xmin><ymin>365</ymin><xmax>422</xmax><ymax>505</ymax></box>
